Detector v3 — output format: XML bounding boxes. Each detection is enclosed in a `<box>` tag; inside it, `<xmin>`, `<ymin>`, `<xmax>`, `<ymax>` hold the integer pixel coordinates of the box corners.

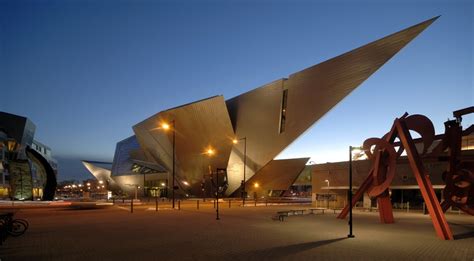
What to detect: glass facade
<box><xmin>111</xmin><ymin>136</ymin><xmax>141</xmax><ymax>176</ymax></box>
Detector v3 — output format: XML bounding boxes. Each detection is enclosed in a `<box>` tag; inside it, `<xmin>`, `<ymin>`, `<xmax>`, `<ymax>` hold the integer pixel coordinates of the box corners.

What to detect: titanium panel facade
<box><xmin>133</xmin><ymin>96</ymin><xmax>235</xmax><ymax>196</ymax></box>
<box><xmin>82</xmin><ymin>161</ymin><xmax>120</xmax><ymax>191</ymax></box>
<box><xmin>225</xmin><ymin>17</ymin><xmax>437</xmax><ymax>195</ymax></box>
<box><xmin>245</xmin><ymin>158</ymin><xmax>309</xmax><ymax>198</ymax></box>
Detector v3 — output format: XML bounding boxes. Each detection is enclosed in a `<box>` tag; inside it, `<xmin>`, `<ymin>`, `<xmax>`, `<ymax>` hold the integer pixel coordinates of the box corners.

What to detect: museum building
<box><xmin>83</xmin><ymin>17</ymin><xmax>439</xmax><ymax>200</ymax></box>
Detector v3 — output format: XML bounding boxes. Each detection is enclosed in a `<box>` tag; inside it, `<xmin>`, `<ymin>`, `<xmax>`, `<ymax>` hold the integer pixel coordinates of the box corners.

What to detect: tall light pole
<box><xmin>143</xmin><ymin>170</ymin><xmax>146</xmax><ymax>198</ymax></box>
<box><xmin>325</xmin><ymin>179</ymin><xmax>330</xmax><ymax>208</ymax></box>
<box><xmin>232</xmin><ymin>137</ymin><xmax>247</xmax><ymax>206</ymax></box>
<box><xmin>205</xmin><ymin>147</ymin><xmax>218</xmax><ymax>220</ymax></box>
<box><xmin>161</xmin><ymin>120</ymin><xmax>176</xmax><ymax>209</ymax></box>
<box><xmin>348</xmin><ymin>145</ymin><xmax>363</xmax><ymax>238</ymax></box>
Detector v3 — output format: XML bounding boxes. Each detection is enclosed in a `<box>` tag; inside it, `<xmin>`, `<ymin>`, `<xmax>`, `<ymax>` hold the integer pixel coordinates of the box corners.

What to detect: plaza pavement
<box><xmin>0</xmin><ymin>200</ymin><xmax>473</xmax><ymax>261</ymax></box>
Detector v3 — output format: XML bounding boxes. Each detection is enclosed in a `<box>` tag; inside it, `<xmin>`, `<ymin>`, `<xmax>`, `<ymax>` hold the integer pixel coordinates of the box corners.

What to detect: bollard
<box><xmin>254</xmin><ymin>198</ymin><xmax>257</xmax><ymax>207</ymax></box>
<box><xmin>178</xmin><ymin>200</ymin><xmax>181</xmax><ymax>210</ymax></box>
<box><xmin>197</xmin><ymin>200</ymin><xmax>199</xmax><ymax>210</ymax></box>
<box><xmin>112</xmin><ymin>198</ymin><xmax>115</xmax><ymax>205</ymax></box>
<box><xmin>122</xmin><ymin>198</ymin><xmax>125</xmax><ymax>203</ymax></box>
<box><xmin>407</xmin><ymin>202</ymin><xmax>410</xmax><ymax>213</ymax></box>
<box><xmin>265</xmin><ymin>199</ymin><xmax>268</xmax><ymax>207</ymax></box>
<box><xmin>423</xmin><ymin>202</ymin><xmax>426</xmax><ymax>215</ymax></box>
<box><xmin>229</xmin><ymin>200</ymin><xmax>231</xmax><ymax>208</ymax></box>
<box><xmin>155</xmin><ymin>197</ymin><xmax>158</xmax><ymax>211</ymax></box>
<box><xmin>213</xmin><ymin>200</ymin><xmax>216</xmax><ymax>209</ymax></box>
<box><xmin>131</xmin><ymin>199</ymin><xmax>134</xmax><ymax>213</ymax></box>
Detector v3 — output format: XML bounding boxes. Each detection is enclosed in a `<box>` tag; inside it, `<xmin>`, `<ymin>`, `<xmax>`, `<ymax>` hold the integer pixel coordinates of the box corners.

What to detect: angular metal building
<box><xmin>84</xmin><ymin>17</ymin><xmax>438</xmax><ymax>198</ymax></box>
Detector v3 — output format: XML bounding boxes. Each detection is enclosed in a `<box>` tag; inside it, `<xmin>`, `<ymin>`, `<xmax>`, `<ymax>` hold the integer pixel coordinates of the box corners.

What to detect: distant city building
<box><xmin>55</xmin><ymin>178</ymin><xmax>108</xmax><ymax>200</ymax></box>
<box><xmin>83</xmin><ymin>17</ymin><xmax>437</xmax><ymax>199</ymax></box>
<box><xmin>0</xmin><ymin>111</ymin><xmax>58</xmax><ymax>200</ymax></box>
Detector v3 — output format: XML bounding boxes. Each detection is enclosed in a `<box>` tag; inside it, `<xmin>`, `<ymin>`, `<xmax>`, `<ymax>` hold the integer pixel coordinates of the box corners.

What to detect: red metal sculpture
<box><xmin>337</xmin><ymin>107</ymin><xmax>474</xmax><ymax>240</ymax></box>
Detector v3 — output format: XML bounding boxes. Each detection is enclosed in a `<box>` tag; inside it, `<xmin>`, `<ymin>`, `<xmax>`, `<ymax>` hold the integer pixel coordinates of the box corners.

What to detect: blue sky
<box><xmin>1</xmin><ymin>0</ymin><xmax>472</xmax><ymax>180</ymax></box>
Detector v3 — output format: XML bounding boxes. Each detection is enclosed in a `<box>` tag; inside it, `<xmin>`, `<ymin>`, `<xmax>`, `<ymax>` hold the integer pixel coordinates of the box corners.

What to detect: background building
<box><xmin>0</xmin><ymin>111</ymin><xmax>58</xmax><ymax>200</ymax></box>
<box><xmin>311</xmin><ymin>130</ymin><xmax>474</xmax><ymax>209</ymax></box>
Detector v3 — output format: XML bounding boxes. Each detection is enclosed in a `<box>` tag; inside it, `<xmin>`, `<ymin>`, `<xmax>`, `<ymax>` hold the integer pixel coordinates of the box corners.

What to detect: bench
<box><xmin>274</xmin><ymin>211</ymin><xmax>290</xmax><ymax>221</ymax></box>
<box><xmin>309</xmin><ymin>208</ymin><xmax>326</xmax><ymax>214</ymax></box>
<box><xmin>291</xmin><ymin>209</ymin><xmax>306</xmax><ymax>215</ymax></box>
<box><xmin>273</xmin><ymin>209</ymin><xmax>307</xmax><ymax>221</ymax></box>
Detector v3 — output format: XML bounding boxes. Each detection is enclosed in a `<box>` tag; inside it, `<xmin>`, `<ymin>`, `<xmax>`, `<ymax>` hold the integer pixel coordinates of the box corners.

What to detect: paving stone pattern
<box><xmin>1</xmin><ymin>202</ymin><xmax>473</xmax><ymax>261</ymax></box>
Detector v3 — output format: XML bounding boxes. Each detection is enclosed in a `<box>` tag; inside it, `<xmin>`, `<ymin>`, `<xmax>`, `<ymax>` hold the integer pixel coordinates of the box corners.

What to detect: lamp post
<box><xmin>348</xmin><ymin>145</ymin><xmax>363</xmax><ymax>238</ymax></box>
<box><xmin>205</xmin><ymin>148</ymin><xmax>219</xmax><ymax>220</ymax></box>
<box><xmin>143</xmin><ymin>171</ymin><xmax>146</xmax><ymax>198</ymax></box>
<box><xmin>215</xmin><ymin>168</ymin><xmax>220</xmax><ymax>220</ymax></box>
<box><xmin>161</xmin><ymin>120</ymin><xmax>176</xmax><ymax>209</ymax></box>
<box><xmin>232</xmin><ymin>137</ymin><xmax>247</xmax><ymax>206</ymax></box>
<box><xmin>135</xmin><ymin>185</ymin><xmax>139</xmax><ymax>200</ymax></box>
<box><xmin>324</xmin><ymin>179</ymin><xmax>330</xmax><ymax>208</ymax></box>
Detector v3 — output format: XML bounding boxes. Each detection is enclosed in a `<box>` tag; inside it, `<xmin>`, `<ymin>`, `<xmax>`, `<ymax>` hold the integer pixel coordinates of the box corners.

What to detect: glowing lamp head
<box><xmin>161</xmin><ymin>122</ymin><xmax>170</xmax><ymax>130</ymax></box>
<box><xmin>206</xmin><ymin>148</ymin><xmax>215</xmax><ymax>156</ymax></box>
<box><xmin>6</xmin><ymin>139</ymin><xmax>18</xmax><ymax>152</ymax></box>
<box><xmin>232</xmin><ymin>139</ymin><xmax>238</xmax><ymax>144</ymax></box>
<box><xmin>254</xmin><ymin>183</ymin><xmax>259</xmax><ymax>188</ymax></box>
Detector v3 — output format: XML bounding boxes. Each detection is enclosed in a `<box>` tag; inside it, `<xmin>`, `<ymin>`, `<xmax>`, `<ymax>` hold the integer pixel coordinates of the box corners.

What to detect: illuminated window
<box><xmin>279</xmin><ymin>89</ymin><xmax>288</xmax><ymax>133</ymax></box>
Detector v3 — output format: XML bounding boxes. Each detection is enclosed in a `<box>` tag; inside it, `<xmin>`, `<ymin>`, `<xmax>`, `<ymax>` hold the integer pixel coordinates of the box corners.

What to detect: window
<box><xmin>279</xmin><ymin>89</ymin><xmax>288</xmax><ymax>133</ymax></box>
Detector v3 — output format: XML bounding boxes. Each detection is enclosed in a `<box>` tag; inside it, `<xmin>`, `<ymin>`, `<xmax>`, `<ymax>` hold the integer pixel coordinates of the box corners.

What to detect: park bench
<box><xmin>308</xmin><ymin>208</ymin><xmax>326</xmax><ymax>214</ymax></box>
<box><xmin>274</xmin><ymin>211</ymin><xmax>291</xmax><ymax>221</ymax></box>
<box><xmin>273</xmin><ymin>209</ymin><xmax>307</xmax><ymax>221</ymax></box>
<box><xmin>292</xmin><ymin>209</ymin><xmax>306</xmax><ymax>215</ymax></box>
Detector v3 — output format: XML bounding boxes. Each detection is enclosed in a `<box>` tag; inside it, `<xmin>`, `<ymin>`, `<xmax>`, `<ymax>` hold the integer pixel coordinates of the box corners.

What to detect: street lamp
<box><xmin>161</xmin><ymin>120</ymin><xmax>176</xmax><ymax>209</ymax></box>
<box><xmin>325</xmin><ymin>179</ymin><xmax>330</xmax><ymax>208</ymax></box>
<box><xmin>232</xmin><ymin>137</ymin><xmax>247</xmax><ymax>206</ymax></box>
<box><xmin>348</xmin><ymin>145</ymin><xmax>363</xmax><ymax>238</ymax></box>
<box><xmin>205</xmin><ymin>147</ymin><xmax>220</xmax><ymax>220</ymax></box>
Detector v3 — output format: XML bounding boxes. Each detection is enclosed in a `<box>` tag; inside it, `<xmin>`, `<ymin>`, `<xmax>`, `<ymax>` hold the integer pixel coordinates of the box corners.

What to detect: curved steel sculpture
<box><xmin>338</xmin><ymin>107</ymin><xmax>474</xmax><ymax>240</ymax></box>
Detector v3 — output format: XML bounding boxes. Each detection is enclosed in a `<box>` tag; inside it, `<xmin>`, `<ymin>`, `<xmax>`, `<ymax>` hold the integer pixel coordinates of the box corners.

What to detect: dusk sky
<box><xmin>1</xmin><ymin>0</ymin><xmax>472</xmax><ymax>181</ymax></box>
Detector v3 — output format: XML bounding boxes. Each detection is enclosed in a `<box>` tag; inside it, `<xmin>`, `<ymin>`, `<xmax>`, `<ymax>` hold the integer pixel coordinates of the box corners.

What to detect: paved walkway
<box><xmin>1</xmin><ymin>203</ymin><xmax>473</xmax><ymax>260</ymax></box>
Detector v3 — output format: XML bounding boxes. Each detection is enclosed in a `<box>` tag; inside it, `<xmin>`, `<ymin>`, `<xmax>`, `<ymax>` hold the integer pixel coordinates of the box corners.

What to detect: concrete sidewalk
<box><xmin>1</xmin><ymin>205</ymin><xmax>473</xmax><ymax>260</ymax></box>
